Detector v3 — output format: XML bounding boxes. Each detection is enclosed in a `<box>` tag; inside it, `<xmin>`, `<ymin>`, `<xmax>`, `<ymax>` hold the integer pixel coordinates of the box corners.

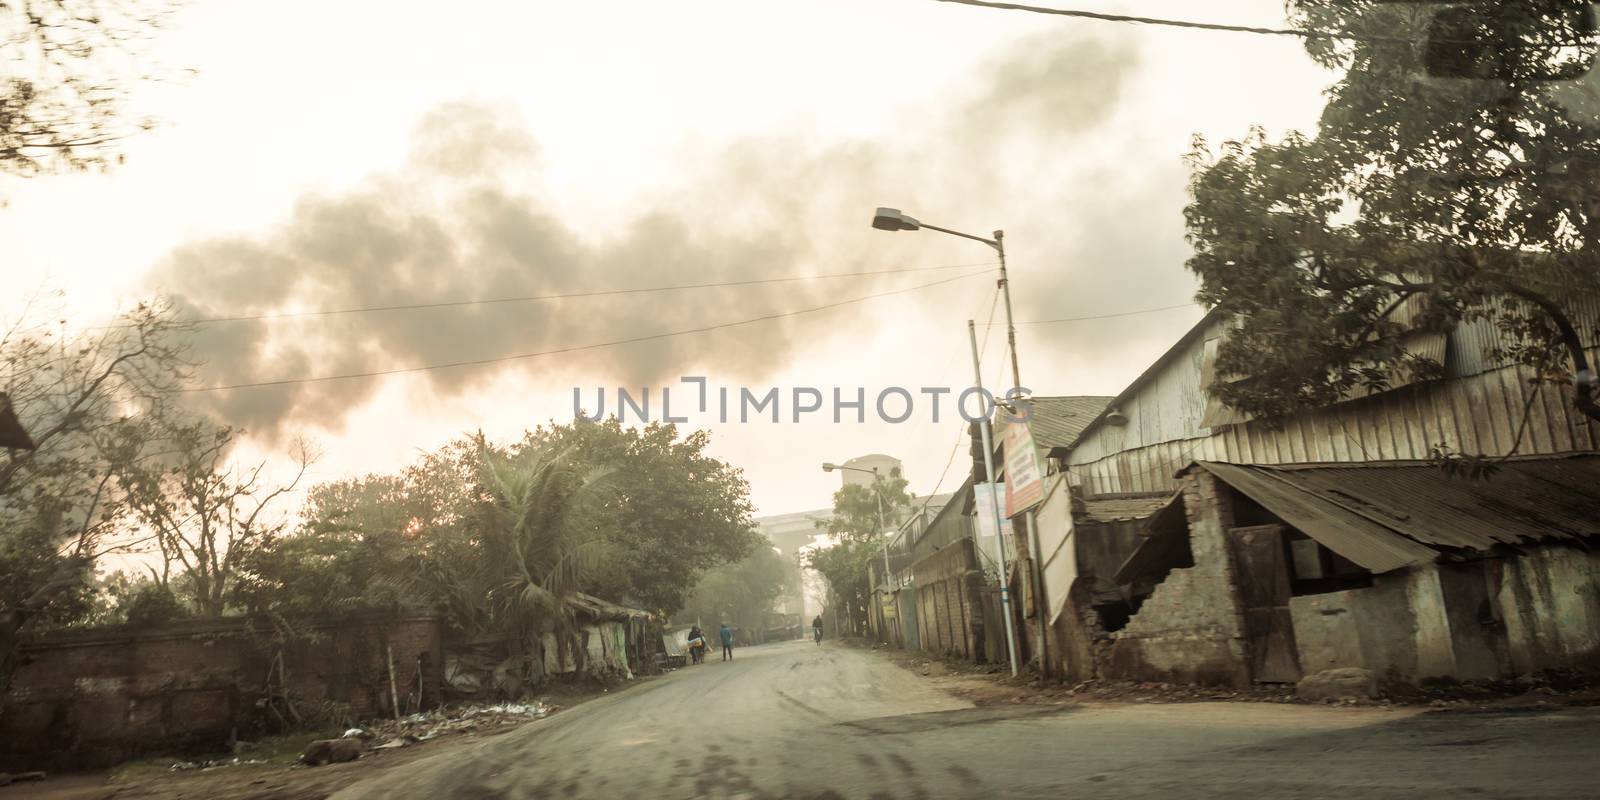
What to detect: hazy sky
<box><xmin>2</xmin><ymin>1</ymin><xmax>1334</xmax><ymax>516</ymax></box>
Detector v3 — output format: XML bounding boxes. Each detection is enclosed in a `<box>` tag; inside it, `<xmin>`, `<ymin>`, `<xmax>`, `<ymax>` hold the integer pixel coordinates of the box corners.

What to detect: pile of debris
<box><xmin>299</xmin><ymin>702</ymin><xmax>554</xmax><ymax>766</ymax></box>
<box><xmin>361</xmin><ymin>702</ymin><xmax>553</xmax><ymax>748</ymax></box>
<box><xmin>169</xmin><ymin>756</ymin><xmax>270</xmax><ymax>772</ymax></box>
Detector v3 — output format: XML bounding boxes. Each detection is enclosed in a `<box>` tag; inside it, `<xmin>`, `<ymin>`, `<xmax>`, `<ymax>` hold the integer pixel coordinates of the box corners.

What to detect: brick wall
<box><xmin>911</xmin><ymin>538</ymin><xmax>986</xmax><ymax>662</ymax></box>
<box><xmin>0</xmin><ymin>614</ymin><xmax>443</xmax><ymax>771</ymax></box>
<box><xmin>1105</xmin><ymin>471</ymin><xmax>1252</xmax><ymax>687</ymax></box>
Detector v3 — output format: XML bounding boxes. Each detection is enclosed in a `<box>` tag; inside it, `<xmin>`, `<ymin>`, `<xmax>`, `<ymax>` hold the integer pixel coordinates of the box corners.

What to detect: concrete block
<box><xmin>1296</xmin><ymin>667</ymin><xmax>1380</xmax><ymax>701</ymax></box>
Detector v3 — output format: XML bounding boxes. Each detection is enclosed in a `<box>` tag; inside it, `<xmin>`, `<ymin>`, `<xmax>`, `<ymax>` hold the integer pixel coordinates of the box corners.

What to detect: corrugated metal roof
<box><xmin>1076</xmin><ymin>493</ymin><xmax>1173</xmax><ymax>524</ymax></box>
<box><xmin>1193</xmin><ymin>454</ymin><xmax>1600</xmax><ymax>574</ymax></box>
<box><xmin>1027</xmin><ymin>395</ymin><xmax>1116</xmax><ymax>453</ymax></box>
<box><xmin>568</xmin><ymin>593</ymin><xmax>652</xmax><ymax>621</ymax></box>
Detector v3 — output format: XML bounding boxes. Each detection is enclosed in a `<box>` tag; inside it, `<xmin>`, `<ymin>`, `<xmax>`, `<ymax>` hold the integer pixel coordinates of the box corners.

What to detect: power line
<box><xmin>981</xmin><ymin>301</ymin><xmax>1197</xmax><ymax>326</ymax></box>
<box><xmin>901</xmin><ymin>283</ymin><xmax>1003</xmax><ymax>542</ymax></box>
<box><xmin>931</xmin><ymin>0</ymin><xmax>1445</xmax><ymax>45</ymax></box>
<box><xmin>175</xmin><ymin>269</ymin><xmax>993</xmax><ymax>393</ymax></box>
<box><xmin>144</xmin><ymin>261</ymin><xmax>995</xmax><ymax>327</ymax></box>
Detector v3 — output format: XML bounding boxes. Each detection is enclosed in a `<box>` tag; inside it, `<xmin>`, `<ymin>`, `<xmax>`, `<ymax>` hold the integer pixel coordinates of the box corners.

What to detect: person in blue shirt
<box><xmin>719</xmin><ymin>623</ymin><xmax>734</xmax><ymax>661</ymax></box>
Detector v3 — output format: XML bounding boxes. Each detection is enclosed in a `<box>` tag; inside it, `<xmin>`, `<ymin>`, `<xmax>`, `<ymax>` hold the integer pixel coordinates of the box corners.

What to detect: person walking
<box><xmin>687</xmin><ymin>624</ymin><xmax>706</xmax><ymax>664</ymax></box>
<box><xmin>812</xmin><ymin>615</ymin><xmax>824</xmax><ymax>644</ymax></box>
<box><xmin>719</xmin><ymin>623</ymin><xmax>734</xmax><ymax>661</ymax></box>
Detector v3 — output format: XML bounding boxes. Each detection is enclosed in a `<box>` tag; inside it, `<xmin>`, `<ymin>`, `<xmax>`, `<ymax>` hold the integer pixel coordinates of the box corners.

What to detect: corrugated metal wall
<box><xmin>1069</xmin><ymin>343</ymin><xmax>1600</xmax><ymax>496</ymax></box>
<box><xmin>1447</xmin><ymin>295</ymin><xmax>1600</xmax><ymax>378</ymax></box>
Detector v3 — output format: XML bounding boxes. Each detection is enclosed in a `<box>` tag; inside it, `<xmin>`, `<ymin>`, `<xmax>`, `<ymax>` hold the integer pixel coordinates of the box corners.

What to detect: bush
<box><xmin>122</xmin><ymin>583</ymin><xmax>190</xmax><ymax>627</ymax></box>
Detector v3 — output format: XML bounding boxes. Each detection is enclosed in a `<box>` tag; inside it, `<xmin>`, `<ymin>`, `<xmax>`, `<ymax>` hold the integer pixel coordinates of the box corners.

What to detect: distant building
<box><xmin>837</xmin><ymin>454</ymin><xmax>902</xmax><ymax>488</ymax></box>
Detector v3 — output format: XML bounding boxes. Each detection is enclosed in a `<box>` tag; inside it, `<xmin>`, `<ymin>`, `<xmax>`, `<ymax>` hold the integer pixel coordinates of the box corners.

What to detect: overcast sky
<box><xmin>2</xmin><ymin>1</ymin><xmax>1334</xmax><ymax>516</ymax></box>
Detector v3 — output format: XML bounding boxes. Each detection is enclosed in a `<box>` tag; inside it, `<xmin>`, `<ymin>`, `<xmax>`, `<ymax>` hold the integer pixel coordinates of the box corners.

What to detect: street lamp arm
<box><xmin>918</xmin><ymin>222</ymin><xmax>1001</xmax><ymax>252</ymax></box>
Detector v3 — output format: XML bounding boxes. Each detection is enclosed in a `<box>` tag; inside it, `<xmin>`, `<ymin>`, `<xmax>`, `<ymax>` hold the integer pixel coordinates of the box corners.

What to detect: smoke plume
<box><xmin>151</xmin><ymin>31</ymin><xmax>1162</xmax><ymax>441</ymax></box>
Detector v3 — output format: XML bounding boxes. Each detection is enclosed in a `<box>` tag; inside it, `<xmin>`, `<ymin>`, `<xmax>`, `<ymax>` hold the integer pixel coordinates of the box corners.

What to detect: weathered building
<box><xmin>1033</xmin><ymin>303</ymin><xmax>1600</xmax><ymax>687</ymax></box>
<box><xmin>1111</xmin><ymin>456</ymin><xmax>1600</xmax><ymax>686</ymax></box>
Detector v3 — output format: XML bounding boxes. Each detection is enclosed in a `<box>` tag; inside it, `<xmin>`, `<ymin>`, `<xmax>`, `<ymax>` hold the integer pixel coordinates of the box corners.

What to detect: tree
<box><xmin>0</xmin><ymin>299</ymin><xmax>185</xmax><ymax>645</ymax></box>
<box><xmin>520</xmin><ymin>419</ymin><xmax>760</xmax><ymax>614</ymax></box>
<box><xmin>1</xmin><ymin>0</ymin><xmax>173</xmax><ymax>175</ymax></box>
<box><xmin>677</xmin><ymin>544</ymin><xmax>794</xmax><ymax>635</ymax></box>
<box><xmin>806</xmin><ymin>475</ymin><xmax>911</xmax><ymax>635</ymax></box>
<box><xmin>1185</xmin><ymin>1</ymin><xmax>1600</xmax><ymax>439</ymax></box>
<box><xmin>229</xmin><ymin>473</ymin><xmax>418</xmax><ymax>620</ymax></box>
<box><xmin>116</xmin><ymin>416</ymin><xmax>313</xmax><ymax>617</ymax></box>
<box><xmin>469</xmin><ymin>441</ymin><xmax>614</xmax><ymax>651</ymax></box>
<box><xmin>805</xmin><ymin>540</ymin><xmax>876</xmax><ymax>636</ymax></box>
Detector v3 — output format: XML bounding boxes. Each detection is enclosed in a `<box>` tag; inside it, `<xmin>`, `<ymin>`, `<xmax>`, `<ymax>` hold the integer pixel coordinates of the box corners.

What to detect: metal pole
<box><xmin>877</xmin><ymin>480</ymin><xmax>892</xmax><ymax>643</ymax></box>
<box><xmin>969</xmin><ymin>319</ymin><xmax>1020</xmax><ymax>677</ymax></box>
<box><xmin>995</xmin><ymin>231</ymin><xmax>1023</xmax><ymax>393</ymax></box>
<box><xmin>994</xmin><ymin>233</ymin><xmax>1050</xmax><ymax>683</ymax></box>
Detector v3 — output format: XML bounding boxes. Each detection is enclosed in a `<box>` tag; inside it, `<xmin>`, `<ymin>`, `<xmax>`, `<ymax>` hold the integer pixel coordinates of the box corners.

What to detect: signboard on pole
<box><xmin>1002</xmin><ymin>402</ymin><xmax>1045</xmax><ymax>517</ymax></box>
<box><xmin>973</xmin><ymin>481</ymin><xmax>1013</xmax><ymax>573</ymax></box>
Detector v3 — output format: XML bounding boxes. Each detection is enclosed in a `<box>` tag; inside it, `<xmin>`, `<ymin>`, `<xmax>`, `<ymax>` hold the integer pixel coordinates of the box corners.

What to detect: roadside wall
<box><xmin>0</xmin><ymin>614</ymin><xmax>442</xmax><ymax>772</ymax></box>
<box><xmin>1291</xmin><ymin>545</ymin><xmax>1600</xmax><ymax>682</ymax></box>
<box><xmin>1104</xmin><ymin>472</ymin><xmax>1251</xmax><ymax>687</ymax></box>
<box><xmin>1499</xmin><ymin>545</ymin><xmax>1600</xmax><ymax>674</ymax></box>
<box><xmin>911</xmin><ymin>538</ymin><xmax>984</xmax><ymax>661</ymax></box>
<box><xmin>1289</xmin><ymin>566</ymin><xmax>1456</xmax><ymax>679</ymax></box>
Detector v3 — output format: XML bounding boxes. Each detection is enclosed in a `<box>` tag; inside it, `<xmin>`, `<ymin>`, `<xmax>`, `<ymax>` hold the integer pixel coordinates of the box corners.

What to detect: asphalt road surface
<box><xmin>334</xmin><ymin>640</ymin><xmax>1600</xmax><ymax>800</ymax></box>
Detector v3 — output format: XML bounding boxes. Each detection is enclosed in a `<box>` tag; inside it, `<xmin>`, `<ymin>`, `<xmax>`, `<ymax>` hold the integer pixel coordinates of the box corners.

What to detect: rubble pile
<box><xmin>295</xmin><ymin>702</ymin><xmax>556</xmax><ymax>764</ymax></box>
<box><xmin>169</xmin><ymin>757</ymin><xmax>269</xmax><ymax>772</ymax></box>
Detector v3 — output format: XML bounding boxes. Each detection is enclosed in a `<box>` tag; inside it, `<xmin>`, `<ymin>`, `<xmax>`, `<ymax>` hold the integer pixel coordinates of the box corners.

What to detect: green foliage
<box><xmin>805</xmin><ymin>539</ymin><xmax>877</xmax><ymax>635</ymax></box>
<box><xmin>233</xmin><ymin>419</ymin><xmax>756</xmax><ymax>641</ymax></box>
<box><xmin>120</xmin><ymin>581</ymin><xmax>190</xmax><ymax>627</ymax></box>
<box><xmin>115</xmin><ymin>415</ymin><xmax>312</xmax><ymax>618</ymax></box>
<box><xmin>520</xmin><ymin>419</ymin><xmax>760</xmax><ymax>614</ymax></box>
<box><xmin>472</xmin><ymin>440</ymin><xmax>615</xmax><ymax>641</ymax></box>
<box><xmin>0</xmin><ymin>0</ymin><xmax>173</xmax><ymax>175</ymax></box>
<box><xmin>229</xmin><ymin>473</ymin><xmax>418</xmax><ymax>619</ymax></box>
<box><xmin>823</xmin><ymin>477</ymin><xmax>910</xmax><ymax>543</ymax></box>
<box><xmin>0</xmin><ymin>300</ymin><xmax>187</xmax><ymax>638</ymax></box>
<box><xmin>1186</xmin><ymin>1</ymin><xmax>1600</xmax><ymax>429</ymax></box>
<box><xmin>805</xmin><ymin>476</ymin><xmax>911</xmax><ymax>634</ymax></box>
<box><xmin>677</xmin><ymin>544</ymin><xmax>795</xmax><ymax>632</ymax></box>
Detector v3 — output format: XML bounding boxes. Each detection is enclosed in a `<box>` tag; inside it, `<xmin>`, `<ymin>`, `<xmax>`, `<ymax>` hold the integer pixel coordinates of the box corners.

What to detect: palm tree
<box><xmin>475</xmin><ymin>440</ymin><xmax>615</xmax><ymax>671</ymax></box>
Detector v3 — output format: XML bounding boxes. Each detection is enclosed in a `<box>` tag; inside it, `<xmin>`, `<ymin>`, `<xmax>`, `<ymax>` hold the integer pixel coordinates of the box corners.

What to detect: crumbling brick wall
<box><xmin>0</xmin><ymin>614</ymin><xmax>442</xmax><ymax>772</ymax></box>
<box><xmin>1104</xmin><ymin>471</ymin><xmax>1251</xmax><ymax>687</ymax></box>
<box><xmin>911</xmin><ymin>538</ymin><xmax>984</xmax><ymax>661</ymax></box>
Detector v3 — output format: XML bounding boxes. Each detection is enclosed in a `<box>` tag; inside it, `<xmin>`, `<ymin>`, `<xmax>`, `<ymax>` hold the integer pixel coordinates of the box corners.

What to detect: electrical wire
<box><xmin>895</xmin><ymin>283</ymin><xmax>1003</xmax><ymax>550</ymax></box>
<box><xmin>140</xmin><ymin>261</ymin><xmax>996</xmax><ymax>327</ymax></box>
<box><xmin>933</xmin><ymin>0</ymin><xmax>1451</xmax><ymax>45</ymax></box>
<box><xmin>989</xmin><ymin>301</ymin><xmax>1199</xmax><ymax>326</ymax></box>
<box><xmin>174</xmin><ymin>268</ymin><xmax>992</xmax><ymax>393</ymax></box>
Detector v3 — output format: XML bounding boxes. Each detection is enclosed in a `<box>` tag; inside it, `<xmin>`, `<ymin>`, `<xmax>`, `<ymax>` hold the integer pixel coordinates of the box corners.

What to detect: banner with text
<box><xmin>1002</xmin><ymin>400</ymin><xmax>1044</xmax><ymax>518</ymax></box>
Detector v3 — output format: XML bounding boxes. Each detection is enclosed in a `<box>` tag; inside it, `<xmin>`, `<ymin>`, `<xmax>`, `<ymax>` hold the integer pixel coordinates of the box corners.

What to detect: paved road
<box><xmin>335</xmin><ymin>640</ymin><xmax>1600</xmax><ymax>799</ymax></box>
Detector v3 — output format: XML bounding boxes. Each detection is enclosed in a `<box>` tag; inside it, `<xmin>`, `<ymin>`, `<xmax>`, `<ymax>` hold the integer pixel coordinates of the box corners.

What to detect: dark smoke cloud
<box><xmin>152</xmin><ymin>30</ymin><xmax>1156</xmax><ymax>442</ymax></box>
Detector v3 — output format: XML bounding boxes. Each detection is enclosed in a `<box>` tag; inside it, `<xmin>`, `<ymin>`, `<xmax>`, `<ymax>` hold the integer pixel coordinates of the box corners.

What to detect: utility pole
<box><xmin>872</xmin><ymin>471</ymin><xmax>891</xmax><ymax>645</ymax></box>
<box><xmin>969</xmin><ymin>320</ymin><xmax>1020</xmax><ymax>677</ymax></box>
<box><xmin>870</xmin><ymin>209</ymin><xmax>1047</xmax><ymax>679</ymax></box>
<box><xmin>994</xmin><ymin>233</ymin><xmax>1051</xmax><ymax>683</ymax></box>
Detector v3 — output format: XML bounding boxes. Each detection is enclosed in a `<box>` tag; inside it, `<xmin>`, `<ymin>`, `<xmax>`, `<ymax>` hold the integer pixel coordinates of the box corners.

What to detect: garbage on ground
<box><xmin>169</xmin><ymin>757</ymin><xmax>268</xmax><ymax>772</ymax></box>
<box><xmin>363</xmin><ymin>701</ymin><xmax>553</xmax><ymax>743</ymax></box>
<box><xmin>297</xmin><ymin>701</ymin><xmax>556</xmax><ymax>765</ymax></box>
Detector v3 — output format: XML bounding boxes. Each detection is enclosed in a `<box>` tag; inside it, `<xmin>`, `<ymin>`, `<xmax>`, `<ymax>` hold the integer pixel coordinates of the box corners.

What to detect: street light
<box><xmin>870</xmin><ymin>208</ymin><xmax>1019</xmax><ymax>388</ymax></box>
<box><xmin>821</xmin><ymin>462</ymin><xmax>893</xmax><ymax>643</ymax></box>
<box><xmin>872</xmin><ymin>206</ymin><xmax>1041</xmax><ymax>679</ymax></box>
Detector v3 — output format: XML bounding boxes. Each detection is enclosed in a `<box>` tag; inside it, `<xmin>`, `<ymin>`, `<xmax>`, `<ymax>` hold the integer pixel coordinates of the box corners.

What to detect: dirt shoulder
<box><xmin>859</xmin><ymin>641</ymin><xmax>1600</xmax><ymax>712</ymax></box>
<box><xmin>0</xmin><ymin>678</ymin><xmax>654</xmax><ymax>800</ymax></box>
